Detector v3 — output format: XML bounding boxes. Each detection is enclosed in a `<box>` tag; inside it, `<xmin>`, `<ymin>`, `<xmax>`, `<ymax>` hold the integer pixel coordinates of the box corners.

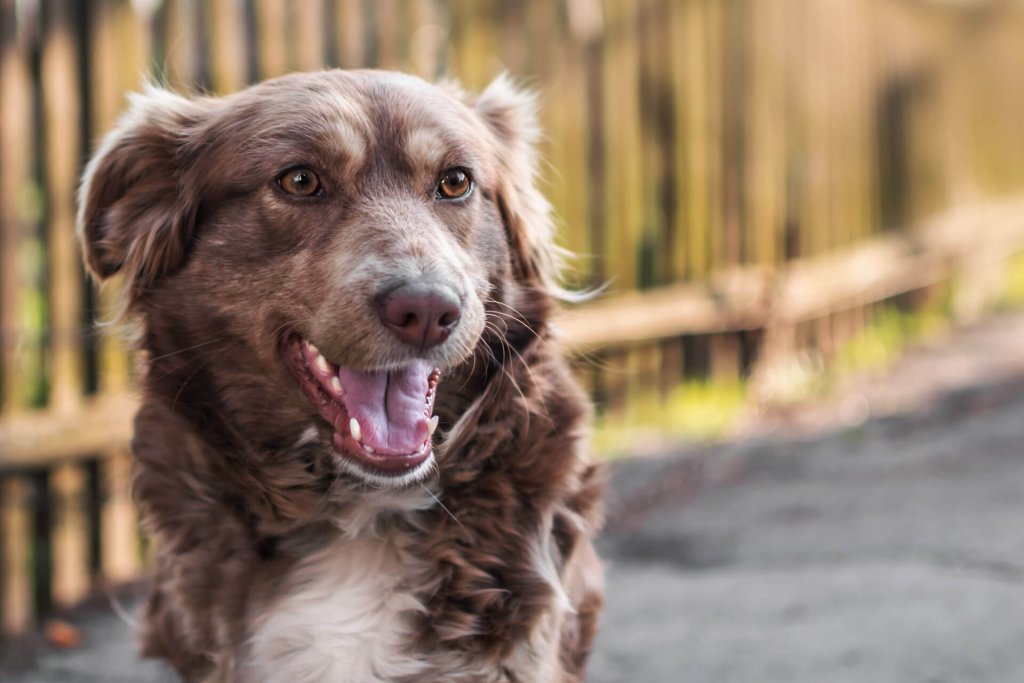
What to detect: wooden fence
<box><xmin>2</xmin><ymin>0</ymin><xmax>1024</xmax><ymax>640</ymax></box>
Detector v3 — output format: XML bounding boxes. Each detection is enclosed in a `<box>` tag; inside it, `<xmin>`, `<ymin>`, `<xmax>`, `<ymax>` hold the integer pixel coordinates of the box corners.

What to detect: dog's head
<box><xmin>78</xmin><ymin>70</ymin><xmax>560</xmax><ymax>490</ymax></box>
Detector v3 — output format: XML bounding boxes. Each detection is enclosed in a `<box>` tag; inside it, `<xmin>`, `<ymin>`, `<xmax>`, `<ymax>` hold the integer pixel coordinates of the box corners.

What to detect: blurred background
<box><xmin>2</xmin><ymin>0</ymin><xmax>1024</xmax><ymax>680</ymax></box>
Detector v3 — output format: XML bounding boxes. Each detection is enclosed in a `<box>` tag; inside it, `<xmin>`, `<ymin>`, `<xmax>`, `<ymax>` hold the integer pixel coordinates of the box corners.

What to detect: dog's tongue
<box><xmin>338</xmin><ymin>360</ymin><xmax>433</xmax><ymax>454</ymax></box>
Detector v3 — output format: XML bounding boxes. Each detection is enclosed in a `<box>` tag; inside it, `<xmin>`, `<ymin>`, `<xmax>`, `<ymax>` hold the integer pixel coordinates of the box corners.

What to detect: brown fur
<box><xmin>78</xmin><ymin>70</ymin><xmax>603</xmax><ymax>682</ymax></box>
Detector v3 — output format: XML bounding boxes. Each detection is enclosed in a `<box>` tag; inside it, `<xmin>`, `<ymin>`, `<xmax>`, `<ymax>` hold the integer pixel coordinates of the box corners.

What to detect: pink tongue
<box><xmin>337</xmin><ymin>360</ymin><xmax>433</xmax><ymax>454</ymax></box>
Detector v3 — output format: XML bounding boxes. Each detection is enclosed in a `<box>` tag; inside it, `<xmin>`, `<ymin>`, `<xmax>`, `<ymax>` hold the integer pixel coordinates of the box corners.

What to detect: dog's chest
<box><xmin>245</xmin><ymin>537</ymin><xmax>428</xmax><ymax>683</ymax></box>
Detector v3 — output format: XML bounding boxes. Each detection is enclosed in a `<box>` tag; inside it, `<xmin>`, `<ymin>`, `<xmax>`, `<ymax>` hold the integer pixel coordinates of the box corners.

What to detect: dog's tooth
<box><xmin>349</xmin><ymin>418</ymin><xmax>362</xmax><ymax>442</ymax></box>
<box><xmin>306</xmin><ymin>341</ymin><xmax>318</xmax><ymax>354</ymax></box>
<box><xmin>315</xmin><ymin>354</ymin><xmax>330</xmax><ymax>374</ymax></box>
<box><xmin>330</xmin><ymin>376</ymin><xmax>343</xmax><ymax>394</ymax></box>
<box><xmin>363</xmin><ymin>444</ymin><xmax>375</xmax><ymax>454</ymax></box>
<box><xmin>428</xmin><ymin>415</ymin><xmax>439</xmax><ymax>436</ymax></box>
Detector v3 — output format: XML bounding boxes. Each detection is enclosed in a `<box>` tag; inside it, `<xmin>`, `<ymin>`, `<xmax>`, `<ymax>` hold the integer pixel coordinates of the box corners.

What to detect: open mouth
<box><xmin>280</xmin><ymin>334</ymin><xmax>439</xmax><ymax>475</ymax></box>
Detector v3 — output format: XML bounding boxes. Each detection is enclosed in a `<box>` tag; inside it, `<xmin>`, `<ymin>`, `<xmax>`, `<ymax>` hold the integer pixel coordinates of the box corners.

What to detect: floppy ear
<box><xmin>475</xmin><ymin>74</ymin><xmax>566</xmax><ymax>297</ymax></box>
<box><xmin>77</xmin><ymin>87</ymin><xmax>204</xmax><ymax>304</ymax></box>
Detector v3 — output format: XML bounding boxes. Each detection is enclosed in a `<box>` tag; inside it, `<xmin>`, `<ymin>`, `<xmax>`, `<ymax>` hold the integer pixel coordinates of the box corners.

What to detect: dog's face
<box><xmin>78</xmin><ymin>70</ymin><xmax>558</xmax><ymax>489</ymax></box>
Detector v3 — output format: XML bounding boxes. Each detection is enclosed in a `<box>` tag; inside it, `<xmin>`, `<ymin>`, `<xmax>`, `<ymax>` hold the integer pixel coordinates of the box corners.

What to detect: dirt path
<box><xmin>8</xmin><ymin>313</ymin><xmax>1024</xmax><ymax>682</ymax></box>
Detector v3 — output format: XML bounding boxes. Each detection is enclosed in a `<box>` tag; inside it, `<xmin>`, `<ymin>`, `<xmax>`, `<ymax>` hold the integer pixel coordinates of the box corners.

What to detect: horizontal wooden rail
<box><xmin>560</xmin><ymin>198</ymin><xmax>1024</xmax><ymax>348</ymax></box>
<box><xmin>2</xmin><ymin>199</ymin><xmax>1024</xmax><ymax>469</ymax></box>
<box><xmin>0</xmin><ymin>394</ymin><xmax>135</xmax><ymax>470</ymax></box>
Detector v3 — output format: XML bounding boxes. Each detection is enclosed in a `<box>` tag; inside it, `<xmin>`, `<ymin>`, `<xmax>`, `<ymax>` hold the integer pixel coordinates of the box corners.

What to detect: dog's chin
<box><xmin>333</xmin><ymin>449</ymin><xmax>437</xmax><ymax>489</ymax></box>
<box><xmin>280</xmin><ymin>332</ymin><xmax>445</xmax><ymax>486</ymax></box>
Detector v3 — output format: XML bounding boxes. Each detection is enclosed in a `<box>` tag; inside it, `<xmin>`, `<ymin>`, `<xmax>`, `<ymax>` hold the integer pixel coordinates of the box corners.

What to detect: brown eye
<box><xmin>437</xmin><ymin>168</ymin><xmax>473</xmax><ymax>200</ymax></box>
<box><xmin>279</xmin><ymin>168</ymin><xmax>321</xmax><ymax>197</ymax></box>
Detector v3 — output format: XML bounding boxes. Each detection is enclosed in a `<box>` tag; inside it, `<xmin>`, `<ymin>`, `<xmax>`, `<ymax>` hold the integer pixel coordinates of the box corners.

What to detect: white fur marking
<box><xmin>246</xmin><ymin>537</ymin><xmax>429</xmax><ymax>683</ymax></box>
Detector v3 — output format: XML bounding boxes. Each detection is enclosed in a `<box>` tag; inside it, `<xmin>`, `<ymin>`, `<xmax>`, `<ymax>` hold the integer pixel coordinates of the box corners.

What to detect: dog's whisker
<box><xmin>147</xmin><ymin>336</ymin><xmax>231</xmax><ymax>363</ymax></box>
<box><xmin>483</xmin><ymin>297</ymin><xmax>543</xmax><ymax>342</ymax></box>
<box><xmin>419</xmin><ymin>483</ymin><xmax>464</xmax><ymax>529</ymax></box>
<box><xmin>170</xmin><ymin>359</ymin><xmax>209</xmax><ymax>412</ymax></box>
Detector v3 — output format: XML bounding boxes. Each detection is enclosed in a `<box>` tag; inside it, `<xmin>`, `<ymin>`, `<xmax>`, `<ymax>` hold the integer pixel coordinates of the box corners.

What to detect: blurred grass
<box><xmin>834</xmin><ymin>309</ymin><xmax>950</xmax><ymax>377</ymax></box>
<box><xmin>594</xmin><ymin>380</ymin><xmax>746</xmax><ymax>455</ymax></box>
<box><xmin>999</xmin><ymin>251</ymin><xmax>1024</xmax><ymax>309</ymax></box>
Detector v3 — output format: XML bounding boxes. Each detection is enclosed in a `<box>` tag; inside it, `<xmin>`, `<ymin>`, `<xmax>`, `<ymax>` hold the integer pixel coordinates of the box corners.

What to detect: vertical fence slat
<box><xmin>208</xmin><ymin>0</ymin><xmax>246</xmax><ymax>93</ymax></box>
<box><xmin>409</xmin><ymin>0</ymin><xmax>445</xmax><ymax>79</ymax></box>
<box><xmin>600</xmin><ymin>0</ymin><xmax>643</xmax><ymax>292</ymax></box>
<box><xmin>293</xmin><ymin>0</ymin><xmax>326</xmax><ymax>72</ymax></box>
<box><xmin>744</xmin><ymin>0</ymin><xmax>786</xmax><ymax>268</ymax></box>
<box><xmin>334</xmin><ymin>0</ymin><xmax>365</xmax><ymax>69</ymax></box>
<box><xmin>703</xmin><ymin>0</ymin><xmax>724</xmax><ymax>274</ymax></box>
<box><xmin>162</xmin><ymin>0</ymin><xmax>199</xmax><ymax>90</ymax></box>
<box><xmin>666</xmin><ymin>0</ymin><xmax>687</xmax><ymax>282</ymax></box>
<box><xmin>254</xmin><ymin>0</ymin><xmax>287</xmax><ymax>78</ymax></box>
<box><xmin>51</xmin><ymin>462</ymin><xmax>89</xmax><ymax>606</ymax></box>
<box><xmin>29</xmin><ymin>471</ymin><xmax>52</xmax><ymax>623</ymax></box>
<box><xmin>558</xmin><ymin>8</ymin><xmax>593</xmax><ymax>281</ymax></box>
<box><xmin>42</xmin><ymin>0</ymin><xmax>83</xmax><ymax>414</ymax></box>
<box><xmin>718</xmin><ymin>0</ymin><xmax>743</xmax><ymax>268</ymax></box>
<box><xmin>0</xmin><ymin>0</ymin><xmax>35</xmax><ymax>412</ymax></box>
<box><xmin>530</xmin><ymin>0</ymin><xmax>577</xmax><ymax>278</ymax></box>
<box><xmin>800</xmin><ymin>1</ymin><xmax>831</xmax><ymax>257</ymax></box>
<box><xmin>450</xmin><ymin>0</ymin><xmax>496</xmax><ymax>91</ymax></box>
<box><xmin>637</xmin><ymin>0</ymin><xmax>666</xmax><ymax>288</ymax></box>
<box><xmin>680</xmin><ymin>0</ymin><xmax>711</xmax><ymax>280</ymax></box>
<box><xmin>1</xmin><ymin>476</ymin><xmax>31</xmax><ymax>634</ymax></box>
<box><xmin>100</xmin><ymin>450</ymin><xmax>138</xmax><ymax>583</ymax></box>
<box><xmin>373</xmin><ymin>0</ymin><xmax>401</xmax><ymax>71</ymax></box>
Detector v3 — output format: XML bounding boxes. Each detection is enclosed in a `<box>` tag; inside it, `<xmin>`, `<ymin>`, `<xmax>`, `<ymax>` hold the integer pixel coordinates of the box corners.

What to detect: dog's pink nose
<box><xmin>378</xmin><ymin>285</ymin><xmax>461</xmax><ymax>350</ymax></box>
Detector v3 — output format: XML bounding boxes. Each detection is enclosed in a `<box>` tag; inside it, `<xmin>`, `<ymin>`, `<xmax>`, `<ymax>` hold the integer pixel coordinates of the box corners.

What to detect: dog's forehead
<box><xmin>259</xmin><ymin>71</ymin><xmax>484</xmax><ymax>169</ymax></box>
<box><xmin>360</xmin><ymin>73</ymin><xmax>488</xmax><ymax>172</ymax></box>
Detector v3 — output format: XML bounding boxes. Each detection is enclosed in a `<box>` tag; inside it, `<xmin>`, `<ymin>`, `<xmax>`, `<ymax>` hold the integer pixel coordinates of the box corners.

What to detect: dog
<box><xmin>76</xmin><ymin>69</ymin><xmax>604</xmax><ymax>682</ymax></box>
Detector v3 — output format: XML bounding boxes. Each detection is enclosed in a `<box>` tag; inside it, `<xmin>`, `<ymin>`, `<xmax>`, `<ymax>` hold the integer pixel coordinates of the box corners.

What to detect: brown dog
<box><xmin>77</xmin><ymin>70</ymin><xmax>603</xmax><ymax>682</ymax></box>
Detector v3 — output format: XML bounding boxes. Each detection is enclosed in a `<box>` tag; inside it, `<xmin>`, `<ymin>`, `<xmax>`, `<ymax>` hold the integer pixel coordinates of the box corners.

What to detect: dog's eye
<box><xmin>436</xmin><ymin>168</ymin><xmax>473</xmax><ymax>200</ymax></box>
<box><xmin>279</xmin><ymin>168</ymin><xmax>321</xmax><ymax>197</ymax></box>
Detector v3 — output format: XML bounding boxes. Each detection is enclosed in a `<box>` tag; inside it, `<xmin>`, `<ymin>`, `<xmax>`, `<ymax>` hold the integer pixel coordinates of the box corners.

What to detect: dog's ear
<box><xmin>77</xmin><ymin>87</ymin><xmax>205</xmax><ymax>302</ymax></box>
<box><xmin>475</xmin><ymin>75</ymin><xmax>565</xmax><ymax>295</ymax></box>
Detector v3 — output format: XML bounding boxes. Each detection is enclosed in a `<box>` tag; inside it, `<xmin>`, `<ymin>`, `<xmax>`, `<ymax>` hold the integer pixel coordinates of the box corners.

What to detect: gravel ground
<box><xmin>8</xmin><ymin>313</ymin><xmax>1024</xmax><ymax>683</ymax></box>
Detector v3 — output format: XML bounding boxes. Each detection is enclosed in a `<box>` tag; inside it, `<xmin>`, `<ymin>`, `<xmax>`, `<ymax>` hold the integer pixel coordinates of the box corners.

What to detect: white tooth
<box><xmin>349</xmin><ymin>418</ymin><xmax>362</xmax><ymax>442</ymax></box>
<box><xmin>428</xmin><ymin>415</ymin><xmax>439</xmax><ymax>436</ymax></box>
<box><xmin>315</xmin><ymin>354</ymin><xmax>330</xmax><ymax>373</ymax></box>
<box><xmin>306</xmin><ymin>341</ymin><xmax>318</xmax><ymax>354</ymax></box>
<box><xmin>363</xmin><ymin>444</ymin><xmax>375</xmax><ymax>454</ymax></box>
<box><xmin>330</xmin><ymin>376</ymin><xmax>343</xmax><ymax>394</ymax></box>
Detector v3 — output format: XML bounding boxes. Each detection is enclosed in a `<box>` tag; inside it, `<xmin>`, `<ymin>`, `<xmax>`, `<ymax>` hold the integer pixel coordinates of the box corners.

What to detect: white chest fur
<box><xmin>244</xmin><ymin>536</ymin><xmax>429</xmax><ymax>683</ymax></box>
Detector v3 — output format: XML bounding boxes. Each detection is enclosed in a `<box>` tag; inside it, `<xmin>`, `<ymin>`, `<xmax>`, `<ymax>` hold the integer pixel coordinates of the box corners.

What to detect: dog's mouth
<box><xmin>280</xmin><ymin>334</ymin><xmax>439</xmax><ymax>475</ymax></box>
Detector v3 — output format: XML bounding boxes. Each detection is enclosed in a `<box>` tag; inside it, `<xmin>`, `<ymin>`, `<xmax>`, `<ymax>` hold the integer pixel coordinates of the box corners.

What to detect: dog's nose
<box><xmin>377</xmin><ymin>284</ymin><xmax>462</xmax><ymax>350</ymax></box>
